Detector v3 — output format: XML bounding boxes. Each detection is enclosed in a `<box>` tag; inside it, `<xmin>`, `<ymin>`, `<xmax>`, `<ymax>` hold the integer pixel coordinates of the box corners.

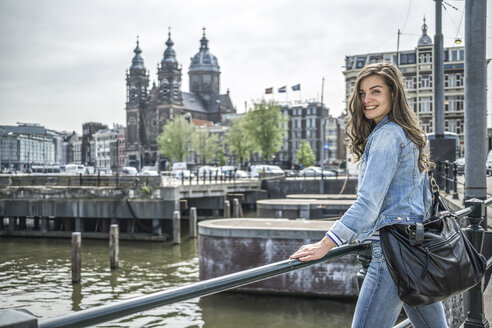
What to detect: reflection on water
<box><xmin>0</xmin><ymin>235</ymin><xmax>355</xmax><ymax>327</ymax></box>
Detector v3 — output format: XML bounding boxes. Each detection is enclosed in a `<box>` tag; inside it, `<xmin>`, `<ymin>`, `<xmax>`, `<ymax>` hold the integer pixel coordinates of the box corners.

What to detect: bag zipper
<box><xmin>420</xmin><ymin>232</ymin><xmax>459</xmax><ymax>279</ymax></box>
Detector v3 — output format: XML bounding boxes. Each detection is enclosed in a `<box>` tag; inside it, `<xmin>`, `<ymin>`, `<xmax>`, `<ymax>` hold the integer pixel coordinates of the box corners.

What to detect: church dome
<box><xmin>189</xmin><ymin>28</ymin><xmax>220</xmax><ymax>73</ymax></box>
<box><xmin>130</xmin><ymin>39</ymin><xmax>146</xmax><ymax>74</ymax></box>
<box><xmin>418</xmin><ymin>18</ymin><xmax>433</xmax><ymax>46</ymax></box>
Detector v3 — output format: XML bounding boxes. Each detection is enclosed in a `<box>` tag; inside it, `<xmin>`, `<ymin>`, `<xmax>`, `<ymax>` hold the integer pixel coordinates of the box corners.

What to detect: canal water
<box><xmin>0</xmin><ymin>233</ymin><xmax>356</xmax><ymax>327</ymax></box>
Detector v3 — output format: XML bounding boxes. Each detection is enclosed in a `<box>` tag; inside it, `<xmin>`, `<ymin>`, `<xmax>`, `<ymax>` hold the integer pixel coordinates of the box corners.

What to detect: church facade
<box><xmin>125</xmin><ymin>29</ymin><xmax>236</xmax><ymax>169</ymax></box>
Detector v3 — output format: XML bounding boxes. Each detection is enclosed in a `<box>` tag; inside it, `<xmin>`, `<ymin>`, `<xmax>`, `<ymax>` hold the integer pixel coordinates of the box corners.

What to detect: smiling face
<box><xmin>359</xmin><ymin>75</ymin><xmax>392</xmax><ymax>124</ymax></box>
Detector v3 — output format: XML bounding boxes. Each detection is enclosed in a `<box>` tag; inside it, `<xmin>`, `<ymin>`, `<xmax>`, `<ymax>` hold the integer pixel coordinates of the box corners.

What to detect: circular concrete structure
<box><xmin>256</xmin><ymin>199</ymin><xmax>354</xmax><ymax>219</ymax></box>
<box><xmin>286</xmin><ymin>193</ymin><xmax>357</xmax><ymax>200</ymax></box>
<box><xmin>198</xmin><ymin>218</ymin><xmax>361</xmax><ymax>298</ymax></box>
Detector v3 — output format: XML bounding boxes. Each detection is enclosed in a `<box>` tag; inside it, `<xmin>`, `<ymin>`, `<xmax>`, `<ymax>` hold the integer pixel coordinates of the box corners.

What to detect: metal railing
<box><xmin>37</xmin><ymin>243</ymin><xmax>369</xmax><ymax>328</ymax></box>
<box><xmin>1</xmin><ymin>197</ymin><xmax>491</xmax><ymax>328</ymax></box>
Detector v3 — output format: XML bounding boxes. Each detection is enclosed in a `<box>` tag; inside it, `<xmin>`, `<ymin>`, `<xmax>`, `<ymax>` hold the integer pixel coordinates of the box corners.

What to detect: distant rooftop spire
<box><xmin>200</xmin><ymin>26</ymin><xmax>209</xmax><ymax>51</ymax></box>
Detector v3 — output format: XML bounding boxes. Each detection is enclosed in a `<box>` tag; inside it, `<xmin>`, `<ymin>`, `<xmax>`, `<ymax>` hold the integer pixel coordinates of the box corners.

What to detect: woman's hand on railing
<box><xmin>289</xmin><ymin>236</ymin><xmax>336</xmax><ymax>262</ymax></box>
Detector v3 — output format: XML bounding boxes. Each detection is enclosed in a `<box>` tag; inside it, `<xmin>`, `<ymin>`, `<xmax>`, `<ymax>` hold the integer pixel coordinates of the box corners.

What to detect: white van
<box><xmin>486</xmin><ymin>150</ymin><xmax>492</xmax><ymax>169</ymax></box>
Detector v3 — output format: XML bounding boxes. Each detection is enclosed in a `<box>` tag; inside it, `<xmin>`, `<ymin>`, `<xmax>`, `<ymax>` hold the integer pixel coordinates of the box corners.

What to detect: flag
<box><xmin>265</xmin><ymin>87</ymin><xmax>273</xmax><ymax>94</ymax></box>
<box><xmin>291</xmin><ymin>84</ymin><xmax>301</xmax><ymax>91</ymax></box>
<box><xmin>278</xmin><ymin>86</ymin><xmax>286</xmax><ymax>93</ymax></box>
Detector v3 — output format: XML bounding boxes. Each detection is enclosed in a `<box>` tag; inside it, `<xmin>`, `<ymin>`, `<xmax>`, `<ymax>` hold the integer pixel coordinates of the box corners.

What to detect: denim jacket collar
<box><xmin>370</xmin><ymin>116</ymin><xmax>390</xmax><ymax>136</ymax></box>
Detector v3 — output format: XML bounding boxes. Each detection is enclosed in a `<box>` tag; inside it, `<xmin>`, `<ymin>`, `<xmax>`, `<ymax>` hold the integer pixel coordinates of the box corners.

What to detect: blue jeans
<box><xmin>352</xmin><ymin>242</ymin><xmax>448</xmax><ymax>328</ymax></box>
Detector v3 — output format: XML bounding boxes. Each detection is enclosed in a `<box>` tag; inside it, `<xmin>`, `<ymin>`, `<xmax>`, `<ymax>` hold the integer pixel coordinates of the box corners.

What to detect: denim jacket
<box><xmin>327</xmin><ymin>116</ymin><xmax>432</xmax><ymax>246</ymax></box>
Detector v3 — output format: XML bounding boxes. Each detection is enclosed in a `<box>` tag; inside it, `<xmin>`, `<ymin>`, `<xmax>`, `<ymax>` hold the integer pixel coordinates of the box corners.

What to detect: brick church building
<box><xmin>125</xmin><ymin>29</ymin><xmax>236</xmax><ymax>169</ymax></box>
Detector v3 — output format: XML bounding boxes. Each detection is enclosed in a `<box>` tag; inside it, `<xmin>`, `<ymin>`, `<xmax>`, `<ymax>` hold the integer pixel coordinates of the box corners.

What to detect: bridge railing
<box><xmin>1</xmin><ymin>198</ymin><xmax>491</xmax><ymax>328</ymax></box>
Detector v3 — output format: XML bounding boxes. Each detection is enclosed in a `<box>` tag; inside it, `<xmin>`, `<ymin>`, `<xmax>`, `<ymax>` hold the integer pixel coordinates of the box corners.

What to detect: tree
<box><xmin>296</xmin><ymin>140</ymin><xmax>315</xmax><ymax>168</ymax></box>
<box><xmin>192</xmin><ymin>127</ymin><xmax>219</xmax><ymax>164</ymax></box>
<box><xmin>245</xmin><ymin>100</ymin><xmax>288</xmax><ymax>160</ymax></box>
<box><xmin>157</xmin><ymin>116</ymin><xmax>195</xmax><ymax>163</ymax></box>
<box><xmin>225</xmin><ymin>116</ymin><xmax>255</xmax><ymax>167</ymax></box>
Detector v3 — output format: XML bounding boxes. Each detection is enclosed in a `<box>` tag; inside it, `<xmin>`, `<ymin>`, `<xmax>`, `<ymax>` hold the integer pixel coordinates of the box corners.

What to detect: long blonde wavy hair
<box><xmin>346</xmin><ymin>62</ymin><xmax>434</xmax><ymax>172</ymax></box>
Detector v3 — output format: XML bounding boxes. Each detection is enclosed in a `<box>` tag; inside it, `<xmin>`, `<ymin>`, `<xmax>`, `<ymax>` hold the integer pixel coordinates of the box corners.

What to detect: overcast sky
<box><xmin>0</xmin><ymin>0</ymin><xmax>491</xmax><ymax>134</ymax></box>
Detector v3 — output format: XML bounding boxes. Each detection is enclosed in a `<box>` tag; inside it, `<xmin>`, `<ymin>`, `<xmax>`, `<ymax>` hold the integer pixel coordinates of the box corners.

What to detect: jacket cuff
<box><xmin>327</xmin><ymin>220</ymin><xmax>356</xmax><ymax>245</ymax></box>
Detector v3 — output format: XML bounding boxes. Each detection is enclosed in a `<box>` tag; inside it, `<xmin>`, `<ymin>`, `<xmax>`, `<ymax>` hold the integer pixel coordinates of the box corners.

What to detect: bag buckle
<box><xmin>408</xmin><ymin>223</ymin><xmax>424</xmax><ymax>246</ymax></box>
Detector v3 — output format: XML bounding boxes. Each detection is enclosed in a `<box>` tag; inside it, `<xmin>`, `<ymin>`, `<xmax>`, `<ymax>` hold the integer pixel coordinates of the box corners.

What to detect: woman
<box><xmin>290</xmin><ymin>63</ymin><xmax>447</xmax><ymax>328</ymax></box>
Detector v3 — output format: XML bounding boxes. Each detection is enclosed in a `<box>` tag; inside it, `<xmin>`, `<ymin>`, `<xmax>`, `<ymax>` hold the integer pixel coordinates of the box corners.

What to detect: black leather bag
<box><xmin>380</xmin><ymin>176</ymin><xmax>487</xmax><ymax>306</ymax></box>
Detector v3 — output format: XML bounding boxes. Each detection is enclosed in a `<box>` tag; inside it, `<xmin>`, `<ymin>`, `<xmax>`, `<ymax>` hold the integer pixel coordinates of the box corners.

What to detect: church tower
<box><xmin>125</xmin><ymin>38</ymin><xmax>149</xmax><ymax>167</ymax></box>
<box><xmin>157</xmin><ymin>30</ymin><xmax>182</xmax><ymax>105</ymax></box>
<box><xmin>188</xmin><ymin>28</ymin><xmax>221</xmax><ymax>106</ymax></box>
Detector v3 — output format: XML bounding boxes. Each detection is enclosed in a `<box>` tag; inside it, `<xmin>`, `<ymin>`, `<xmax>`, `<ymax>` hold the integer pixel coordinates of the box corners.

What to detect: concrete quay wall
<box><xmin>198</xmin><ymin>219</ymin><xmax>361</xmax><ymax>298</ymax></box>
<box><xmin>261</xmin><ymin>177</ymin><xmax>358</xmax><ymax>199</ymax></box>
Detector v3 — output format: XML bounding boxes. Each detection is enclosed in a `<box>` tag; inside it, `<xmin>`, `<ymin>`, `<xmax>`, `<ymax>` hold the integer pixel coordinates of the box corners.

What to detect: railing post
<box><xmin>453</xmin><ymin>163</ymin><xmax>459</xmax><ymax>199</ymax></box>
<box><xmin>437</xmin><ymin>161</ymin><xmax>442</xmax><ymax>187</ymax></box>
<box><xmin>355</xmin><ymin>245</ymin><xmax>372</xmax><ymax>292</ymax></box>
<box><xmin>189</xmin><ymin>207</ymin><xmax>197</xmax><ymax>238</ymax></box>
<box><xmin>463</xmin><ymin>199</ymin><xmax>488</xmax><ymax>328</ymax></box>
<box><xmin>72</xmin><ymin>232</ymin><xmax>81</xmax><ymax>284</ymax></box>
<box><xmin>444</xmin><ymin>160</ymin><xmax>450</xmax><ymax>194</ymax></box>
<box><xmin>109</xmin><ymin>224</ymin><xmax>119</xmax><ymax>270</ymax></box>
<box><xmin>173</xmin><ymin>211</ymin><xmax>181</xmax><ymax>245</ymax></box>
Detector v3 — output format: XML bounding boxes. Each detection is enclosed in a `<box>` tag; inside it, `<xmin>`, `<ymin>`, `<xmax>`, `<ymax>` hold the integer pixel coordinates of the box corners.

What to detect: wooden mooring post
<box><xmin>224</xmin><ymin>200</ymin><xmax>231</xmax><ymax>218</ymax></box>
<box><xmin>233</xmin><ymin>198</ymin><xmax>241</xmax><ymax>218</ymax></box>
<box><xmin>71</xmin><ymin>232</ymin><xmax>81</xmax><ymax>284</ymax></box>
<box><xmin>109</xmin><ymin>224</ymin><xmax>119</xmax><ymax>269</ymax></box>
<box><xmin>189</xmin><ymin>207</ymin><xmax>197</xmax><ymax>238</ymax></box>
<box><xmin>173</xmin><ymin>211</ymin><xmax>181</xmax><ymax>244</ymax></box>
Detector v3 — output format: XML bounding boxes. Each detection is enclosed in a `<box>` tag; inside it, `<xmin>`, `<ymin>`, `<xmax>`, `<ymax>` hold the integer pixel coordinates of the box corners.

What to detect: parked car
<box><xmin>121</xmin><ymin>166</ymin><xmax>138</xmax><ymax>176</ymax></box>
<box><xmin>299</xmin><ymin>166</ymin><xmax>335</xmax><ymax>177</ymax></box>
<box><xmin>171</xmin><ymin>169</ymin><xmax>193</xmax><ymax>179</ymax></box>
<box><xmin>454</xmin><ymin>157</ymin><xmax>465</xmax><ymax>175</ymax></box>
<box><xmin>284</xmin><ymin>169</ymin><xmax>298</xmax><ymax>177</ymax></box>
<box><xmin>234</xmin><ymin>169</ymin><xmax>248</xmax><ymax>179</ymax></box>
<box><xmin>249</xmin><ymin>165</ymin><xmax>285</xmax><ymax>178</ymax></box>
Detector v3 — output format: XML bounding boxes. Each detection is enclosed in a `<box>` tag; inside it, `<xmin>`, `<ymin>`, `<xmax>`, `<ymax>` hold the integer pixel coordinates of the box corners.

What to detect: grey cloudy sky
<box><xmin>0</xmin><ymin>0</ymin><xmax>490</xmax><ymax>133</ymax></box>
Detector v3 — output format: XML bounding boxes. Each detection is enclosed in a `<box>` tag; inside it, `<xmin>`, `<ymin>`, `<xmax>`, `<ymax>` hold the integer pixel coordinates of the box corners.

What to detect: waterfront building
<box><xmin>94</xmin><ymin>124</ymin><xmax>125</xmax><ymax>174</ymax></box>
<box><xmin>82</xmin><ymin>122</ymin><xmax>108</xmax><ymax>166</ymax></box>
<box><xmin>0</xmin><ymin>123</ymin><xmax>58</xmax><ymax>171</ymax></box>
<box><xmin>343</xmin><ymin>19</ymin><xmax>465</xmax><ymax>155</ymax></box>
<box><xmin>278</xmin><ymin>102</ymin><xmax>333</xmax><ymax>168</ymax></box>
<box><xmin>125</xmin><ymin>29</ymin><xmax>236</xmax><ymax>170</ymax></box>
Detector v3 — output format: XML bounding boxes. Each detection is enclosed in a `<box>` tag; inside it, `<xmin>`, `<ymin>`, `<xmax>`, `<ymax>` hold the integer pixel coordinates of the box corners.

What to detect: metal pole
<box><xmin>463</xmin><ymin>199</ymin><xmax>488</xmax><ymax>328</ymax></box>
<box><xmin>320</xmin><ymin>117</ymin><xmax>325</xmax><ymax>194</ymax></box>
<box><xmin>434</xmin><ymin>0</ymin><xmax>445</xmax><ymax>138</ymax></box>
<box><xmin>464</xmin><ymin>0</ymin><xmax>487</xmax><ymax>230</ymax></box>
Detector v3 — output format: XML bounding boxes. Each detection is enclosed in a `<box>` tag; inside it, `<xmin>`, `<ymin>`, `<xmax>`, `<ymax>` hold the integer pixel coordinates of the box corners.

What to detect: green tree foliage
<box><xmin>245</xmin><ymin>100</ymin><xmax>288</xmax><ymax>160</ymax></box>
<box><xmin>296</xmin><ymin>139</ymin><xmax>315</xmax><ymax>167</ymax></box>
<box><xmin>217</xmin><ymin>144</ymin><xmax>227</xmax><ymax>166</ymax></box>
<box><xmin>225</xmin><ymin>116</ymin><xmax>255</xmax><ymax>166</ymax></box>
<box><xmin>157</xmin><ymin>116</ymin><xmax>195</xmax><ymax>162</ymax></box>
<box><xmin>192</xmin><ymin>128</ymin><xmax>219</xmax><ymax>164</ymax></box>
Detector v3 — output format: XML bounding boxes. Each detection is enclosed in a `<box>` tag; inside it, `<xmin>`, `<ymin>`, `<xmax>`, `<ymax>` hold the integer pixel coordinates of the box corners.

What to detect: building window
<box><xmin>405</xmin><ymin>76</ymin><xmax>416</xmax><ymax>90</ymax></box>
<box><xmin>356</xmin><ymin>57</ymin><xmax>366</xmax><ymax>68</ymax></box>
<box><xmin>419</xmin><ymin>97</ymin><xmax>432</xmax><ymax>113</ymax></box>
<box><xmin>445</xmin><ymin>73</ymin><xmax>463</xmax><ymax>87</ymax></box>
<box><xmin>419</xmin><ymin>53</ymin><xmax>432</xmax><ymax>63</ymax></box>
<box><xmin>444</xmin><ymin>95</ymin><xmax>464</xmax><ymax>112</ymax></box>
<box><xmin>419</xmin><ymin>75</ymin><xmax>432</xmax><ymax>89</ymax></box>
